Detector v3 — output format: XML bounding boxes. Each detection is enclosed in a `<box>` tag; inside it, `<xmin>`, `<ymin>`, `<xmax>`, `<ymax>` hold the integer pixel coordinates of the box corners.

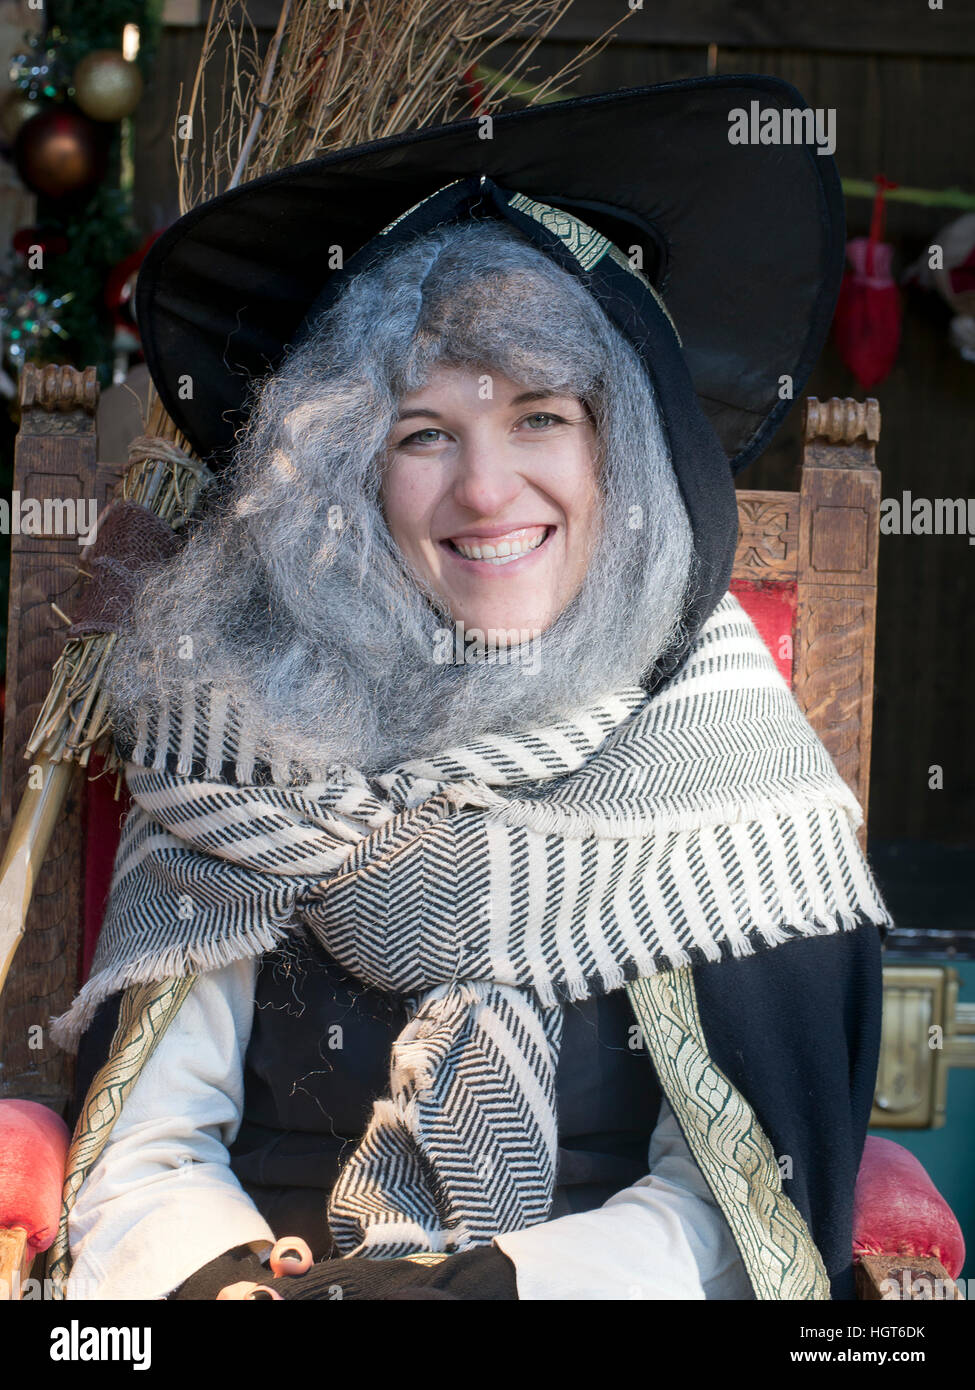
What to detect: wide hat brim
<box><xmin>136</xmin><ymin>73</ymin><xmax>845</xmax><ymax>475</ymax></box>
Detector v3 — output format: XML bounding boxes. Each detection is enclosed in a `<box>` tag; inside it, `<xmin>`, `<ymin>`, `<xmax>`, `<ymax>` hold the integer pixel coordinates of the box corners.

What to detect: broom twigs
<box><xmin>175</xmin><ymin>0</ymin><xmax>636</xmax><ymax>203</ymax></box>
<box><xmin>176</xmin><ymin>0</ymin><xmax>223</xmax><ymax>214</ymax></box>
<box><xmin>21</xmin><ymin>386</ymin><xmax>210</xmax><ymax>775</ymax></box>
<box><xmin>473</xmin><ymin>1</ymin><xmax>630</xmax><ymax>112</ymax></box>
<box><xmin>228</xmin><ymin>0</ymin><xmax>294</xmax><ymax>189</ymax></box>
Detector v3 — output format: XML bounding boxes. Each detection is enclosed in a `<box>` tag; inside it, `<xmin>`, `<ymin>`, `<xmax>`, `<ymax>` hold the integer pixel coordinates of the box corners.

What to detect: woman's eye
<box><xmin>398</xmin><ymin>428</ymin><xmax>445</xmax><ymax>447</ymax></box>
<box><xmin>395</xmin><ymin>414</ymin><xmax>566</xmax><ymax>447</ymax></box>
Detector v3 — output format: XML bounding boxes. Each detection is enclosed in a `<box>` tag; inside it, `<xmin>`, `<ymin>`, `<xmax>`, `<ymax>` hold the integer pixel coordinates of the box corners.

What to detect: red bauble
<box><xmin>13</xmin><ymin>105</ymin><xmax>108</xmax><ymax>198</ymax></box>
<box><xmin>12</xmin><ymin>226</ymin><xmax>70</xmax><ymax>258</ymax></box>
<box><xmin>104</xmin><ymin>231</ymin><xmax>164</xmax><ymax>335</ymax></box>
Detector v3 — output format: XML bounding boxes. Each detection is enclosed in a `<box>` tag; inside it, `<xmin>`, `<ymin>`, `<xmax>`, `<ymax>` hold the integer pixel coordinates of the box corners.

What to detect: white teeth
<box><xmin>451</xmin><ymin>528</ymin><xmax>549</xmax><ymax>564</ymax></box>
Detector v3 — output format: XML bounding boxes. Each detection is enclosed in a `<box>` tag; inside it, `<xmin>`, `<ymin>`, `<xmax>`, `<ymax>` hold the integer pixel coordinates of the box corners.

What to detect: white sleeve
<box><xmin>65</xmin><ymin>956</ymin><xmax>276</xmax><ymax>1301</ymax></box>
<box><xmin>492</xmin><ymin>1096</ymin><xmax>754</xmax><ymax>1300</ymax></box>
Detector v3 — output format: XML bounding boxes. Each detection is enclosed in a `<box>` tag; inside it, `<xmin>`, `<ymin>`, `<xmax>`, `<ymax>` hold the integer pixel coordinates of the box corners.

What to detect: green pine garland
<box><xmin>42</xmin><ymin>179</ymin><xmax>142</xmax><ymax>382</ymax></box>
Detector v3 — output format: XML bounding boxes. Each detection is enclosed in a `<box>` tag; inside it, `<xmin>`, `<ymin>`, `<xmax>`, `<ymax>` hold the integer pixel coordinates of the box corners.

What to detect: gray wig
<box><xmin>104</xmin><ymin>219</ymin><xmax>696</xmax><ymax>777</ymax></box>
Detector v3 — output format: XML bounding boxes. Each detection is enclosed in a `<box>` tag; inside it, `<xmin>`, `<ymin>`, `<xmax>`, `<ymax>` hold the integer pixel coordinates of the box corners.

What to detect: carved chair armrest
<box><xmin>854</xmin><ymin>1137</ymin><xmax>966</xmax><ymax>1300</ymax></box>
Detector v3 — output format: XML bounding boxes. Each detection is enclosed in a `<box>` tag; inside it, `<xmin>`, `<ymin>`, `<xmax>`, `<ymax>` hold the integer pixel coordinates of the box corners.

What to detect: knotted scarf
<box><xmin>52</xmin><ymin>592</ymin><xmax>893</xmax><ymax>1257</ymax></box>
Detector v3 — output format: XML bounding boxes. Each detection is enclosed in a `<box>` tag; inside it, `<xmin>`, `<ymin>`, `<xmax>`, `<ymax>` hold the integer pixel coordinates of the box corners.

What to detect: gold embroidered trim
<box><xmin>625</xmin><ymin>967</ymin><xmax>831</xmax><ymax>1301</ymax></box>
<box><xmin>508</xmin><ymin>191</ymin><xmax>682</xmax><ymax>345</ymax></box>
<box><xmin>376</xmin><ymin>179</ymin><xmax>682</xmax><ymax>347</ymax></box>
<box><xmin>47</xmin><ymin>975</ymin><xmax>197</xmax><ymax>1298</ymax></box>
<box><xmin>508</xmin><ymin>190</ymin><xmax>611</xmax><ymax>271</ymax></box>
<box><xmin>402</xmin><ymin>1251</ymin><xmax>451</xmax><ymax>1266</ymax></box>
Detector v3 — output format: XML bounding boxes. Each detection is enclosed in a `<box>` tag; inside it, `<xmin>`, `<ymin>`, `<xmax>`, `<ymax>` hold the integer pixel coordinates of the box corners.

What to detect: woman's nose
<box><xmin>450</xmin><ymin>438</ymin><xmax>523</xmax><ymax>515</ymax></box>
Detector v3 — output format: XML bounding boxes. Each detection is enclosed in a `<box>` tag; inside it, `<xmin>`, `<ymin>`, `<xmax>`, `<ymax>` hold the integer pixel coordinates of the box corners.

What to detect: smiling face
<box><xmin>380</xmin><ymin>364</ymin><xmax>601</xmax><ymax>636</ymax></box>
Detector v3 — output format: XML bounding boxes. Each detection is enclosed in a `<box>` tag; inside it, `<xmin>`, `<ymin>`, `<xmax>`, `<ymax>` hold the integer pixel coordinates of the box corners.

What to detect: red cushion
<box><xmin>729</xmin><ymin>578</ymin><xmax>797</xmax><ymax>685</ymax></box>
<box><xmin>81</xmin><ymin>753</ymin><xmax>131</xmax><ymax>983</ymax></box>
<box><xmin>0</xmin><ymin>1099</ymin><xmax>70</xmax><ymax>1250</ymax></box>
<box><xmin>853</xmin><ymin>1136</ymin><xmax>966</xmax><ymax>1279</ymax></box>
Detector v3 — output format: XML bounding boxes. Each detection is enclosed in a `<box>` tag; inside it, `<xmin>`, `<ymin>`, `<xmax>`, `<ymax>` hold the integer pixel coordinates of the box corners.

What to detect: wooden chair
<box><xmin>0</xmin><ymin>366</ymin><xmax>964</xmax><ymax>1300</ymax></box>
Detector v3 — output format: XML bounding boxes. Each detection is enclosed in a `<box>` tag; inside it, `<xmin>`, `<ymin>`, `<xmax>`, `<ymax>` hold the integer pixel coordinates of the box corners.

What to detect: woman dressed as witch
<box><xmin>50</xmin><ymin>77</ymin><xmax>892</xmax><ymax>1301</ymax></box>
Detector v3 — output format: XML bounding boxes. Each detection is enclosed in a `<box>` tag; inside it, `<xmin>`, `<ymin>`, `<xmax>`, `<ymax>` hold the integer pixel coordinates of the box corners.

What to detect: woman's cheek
<box><xmin>384</xmin><ymin>482</ymin><xmax>445</xmax><ymax>580</ymax></box>
<box><xmin>381</xmin><ymin>465</ymin><xmax>421</xmax><ymax>542</ymax></box>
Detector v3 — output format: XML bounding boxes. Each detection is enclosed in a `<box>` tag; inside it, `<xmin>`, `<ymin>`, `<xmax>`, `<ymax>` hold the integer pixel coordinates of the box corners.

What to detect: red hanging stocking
<box><xmin>833</xmin><ymin>175</ymin><xmax>902</xmax><ymax>389</ymax></box>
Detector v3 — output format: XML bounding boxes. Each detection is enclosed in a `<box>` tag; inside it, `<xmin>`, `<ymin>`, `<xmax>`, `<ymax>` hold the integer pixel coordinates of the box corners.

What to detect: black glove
<box><xmin>167</xmin><ymin>1244</ymin><xmax>269</xmax><ymax>1300</ymax></box>
<box><xmin>168</xmin><ymin>1242</ymin><xmax>518</xmax><ymax>1301</ymax></box>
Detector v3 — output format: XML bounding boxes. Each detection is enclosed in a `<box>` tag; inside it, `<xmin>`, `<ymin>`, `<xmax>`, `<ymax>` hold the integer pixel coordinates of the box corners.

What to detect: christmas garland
<box><xmin>0</xmin><ymin>3</ymin><xmax>163</xmax><ymax>390</ymax></box>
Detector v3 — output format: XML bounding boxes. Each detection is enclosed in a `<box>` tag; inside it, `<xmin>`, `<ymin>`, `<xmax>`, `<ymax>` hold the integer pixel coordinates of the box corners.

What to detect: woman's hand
<box><xmin>216</xmin><ymin>1236</ymin><xmax>313</xmax><ymax>1300</ymax></box>
<box><xmin>208</xmin><ymin>1238</ymin><xmax>518</xmax><ymax>1300</ymax></box>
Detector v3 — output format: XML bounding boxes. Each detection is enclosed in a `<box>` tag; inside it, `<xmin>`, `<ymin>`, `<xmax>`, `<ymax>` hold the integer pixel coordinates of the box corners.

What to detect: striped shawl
<box><xmin>52</xmin><ymin>591</ymin><xmax>893</xmax><ymax>1258</ymax></box>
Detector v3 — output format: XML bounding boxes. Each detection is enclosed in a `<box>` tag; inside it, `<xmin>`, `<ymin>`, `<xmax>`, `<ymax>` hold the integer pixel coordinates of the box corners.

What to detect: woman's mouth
<box><xmin>441</xmin><ymin>525</ymin><xmax>554</xmax><ymax>567</ymax></box>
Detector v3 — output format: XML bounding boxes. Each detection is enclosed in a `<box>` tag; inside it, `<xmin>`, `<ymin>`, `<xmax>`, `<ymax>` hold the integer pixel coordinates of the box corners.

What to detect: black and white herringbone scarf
<box><xmin>52</xmin><ymin>592</ymin><xmax>893</xmax><ymax>1257</ymax></box>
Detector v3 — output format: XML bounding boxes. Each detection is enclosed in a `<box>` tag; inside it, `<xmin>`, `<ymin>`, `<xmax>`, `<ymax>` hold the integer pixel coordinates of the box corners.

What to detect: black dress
<box><xmin>72</xmin><ymin>917</ymin><xmax>886</xmax><ymax>1298</ymax></box>
<box><xmin>73</xmin><ymin>926</ymin><xmax>663</xmax><ymax>1262</ymax></box>
<box><xmin>226</xmin><ymin>930</ymin><xmax>663</xmax><ymax>1257</ymax></box>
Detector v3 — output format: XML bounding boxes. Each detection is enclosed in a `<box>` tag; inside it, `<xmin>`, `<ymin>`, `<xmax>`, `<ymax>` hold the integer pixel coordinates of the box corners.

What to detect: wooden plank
<box><xmin>535</xmin><ymin>0</ymin><xmax>975</xmax><ymax>59</ymax></box>
<box><xmin>856</xmin><ymin>1253</ymin><xmax>963</xmax><ymax>1299</ymax></box>
<box><xmin>162</xmin><ymin>0</ymin><xmax>201</xmax><ymax>23</ymax></box>
<box><xmin>216</xmin><ymin>1</ymin><xmax>975</xmax><ymax>57</ymax></box>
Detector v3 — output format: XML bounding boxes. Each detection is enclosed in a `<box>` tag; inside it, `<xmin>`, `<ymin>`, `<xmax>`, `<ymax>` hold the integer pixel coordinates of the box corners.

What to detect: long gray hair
<box><xmin>104</xmin><ymin>219</ymin><xmax>696</xmax><ymax>778</ymax></box>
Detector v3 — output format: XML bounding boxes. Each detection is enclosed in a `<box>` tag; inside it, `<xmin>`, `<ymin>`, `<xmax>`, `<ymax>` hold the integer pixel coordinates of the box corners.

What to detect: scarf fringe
<box><xmin>49</xmin><ymin>918</ymin><xmax>289</xmax><ymax>1052</ymax></box>
<box><xmin>528</xmin><ymin>903</ymin><xmax>883</xmax><ymax>1008</ymax></box>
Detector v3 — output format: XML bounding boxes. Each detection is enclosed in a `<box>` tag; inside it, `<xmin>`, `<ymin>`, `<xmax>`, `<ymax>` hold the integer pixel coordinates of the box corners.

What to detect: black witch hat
<box><xmin>136</xmin><ymin>73</ymin><xmax>844</xmax><ymax>475</ymax></box>
<box><xmin>134</xmin><ymin>72</ymin><xmax>845</xmax><ymax>685</ymax></box>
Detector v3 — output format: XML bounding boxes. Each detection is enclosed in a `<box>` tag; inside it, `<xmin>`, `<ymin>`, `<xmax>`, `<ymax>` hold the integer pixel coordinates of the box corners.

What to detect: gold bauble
<box><xmin>72</xmin><ymin>50</ymin><xmax>143</xmax><ymax>123</ymax></box>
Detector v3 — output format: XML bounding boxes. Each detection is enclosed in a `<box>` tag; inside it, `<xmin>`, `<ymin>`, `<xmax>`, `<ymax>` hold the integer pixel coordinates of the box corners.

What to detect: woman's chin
<box><xmin>446</xmin><ymin>602</ymin><xmax>551</xmax><ymax>638</ymax></box>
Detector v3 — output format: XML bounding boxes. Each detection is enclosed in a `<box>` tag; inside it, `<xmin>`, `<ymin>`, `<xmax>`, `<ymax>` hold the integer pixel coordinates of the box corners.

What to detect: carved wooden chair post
<box><xmin>733</xmin><ymin>400</ymin><xmax>962</xmax><ymax>1298</ymax></box>
<box><xmin>0</xmin><ymin>366</ymin><xmax>124</xmax><ymax>1113</ymax></box>
<box><xmin>732</xmin><ymin>396</ymin><xmax>881</xmax><ymax>854</ymax></box>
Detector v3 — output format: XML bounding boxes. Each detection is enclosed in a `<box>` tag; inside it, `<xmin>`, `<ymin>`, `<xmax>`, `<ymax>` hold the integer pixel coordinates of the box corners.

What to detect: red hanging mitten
<box><xmin>833</xmin><ymin>175</ymin><xmax>902</xmax><ymax>389</ymax></box>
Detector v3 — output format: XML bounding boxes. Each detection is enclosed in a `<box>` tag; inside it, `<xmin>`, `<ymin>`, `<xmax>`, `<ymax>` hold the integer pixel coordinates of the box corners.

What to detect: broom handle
<box><xmin>0</xmin><ymin>758</ymin><xmax>78</xmax><ymax>995</ymax></box>
<box><xmin>0</xmin><ymin>1227</ymin><xmax>31</xmax><ymax>1301</ymax></box>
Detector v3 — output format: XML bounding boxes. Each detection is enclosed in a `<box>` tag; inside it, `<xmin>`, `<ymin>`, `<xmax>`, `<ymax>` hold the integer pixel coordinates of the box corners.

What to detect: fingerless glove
<box><xmin>168</xmin><ymin>1242</ymin><xmax>518</xmax><ymax>1300</ymax></box>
